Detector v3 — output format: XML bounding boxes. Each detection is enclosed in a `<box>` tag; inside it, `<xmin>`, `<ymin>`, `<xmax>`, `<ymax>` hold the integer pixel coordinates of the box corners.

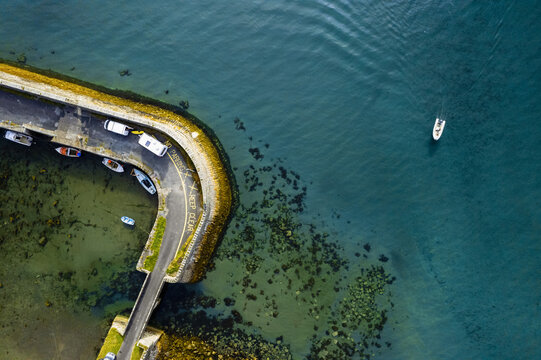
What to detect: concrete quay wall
<box><xmin>0</xmin><ymin>63</ymin><xmax>232</xmax><ymax>283</ymax></box>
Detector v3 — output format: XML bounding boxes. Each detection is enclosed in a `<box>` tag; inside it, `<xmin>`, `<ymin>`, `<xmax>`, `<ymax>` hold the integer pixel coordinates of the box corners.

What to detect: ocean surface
<box><xmin>1</xmin><ymin>1</ymin><xmax>540</xmax><ymax>359</ymax></box>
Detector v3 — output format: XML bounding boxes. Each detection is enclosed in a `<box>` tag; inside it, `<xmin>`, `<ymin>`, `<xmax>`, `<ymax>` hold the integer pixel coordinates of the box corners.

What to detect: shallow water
<box><xmin>0</xmin><ymin>140</ymin><xmax>156</xmax><ymax>359</ymax></box>
<box><xmin>1</xmin><ymin>1</ymin><xmax>541</xmax><ymax>359</ymax></box>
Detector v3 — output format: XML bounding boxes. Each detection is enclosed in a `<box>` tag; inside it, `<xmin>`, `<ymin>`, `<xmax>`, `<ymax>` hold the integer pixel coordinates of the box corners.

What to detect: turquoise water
<box><xmin>1</xmin><ymin>1</ymin><xmax>541</xmax><ymax>359</ymax></box>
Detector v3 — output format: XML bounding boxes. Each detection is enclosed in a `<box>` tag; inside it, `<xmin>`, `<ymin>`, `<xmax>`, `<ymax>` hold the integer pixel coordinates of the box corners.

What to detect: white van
<box><xmin>138</xmin><ymin>133</ymin><xmax>168</xmax><ymax>157</ymax></box>
<box><xmin>104</xmin><ymin>120</ymin><xmax>132</xmax><ymax>136</ymax></box>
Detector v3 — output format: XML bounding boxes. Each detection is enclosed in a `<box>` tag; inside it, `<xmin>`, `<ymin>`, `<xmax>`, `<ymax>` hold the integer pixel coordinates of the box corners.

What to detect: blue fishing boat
<box><xmin>121</xmin><ymin>216</ymin><xmax>135</xmax><ymax>226</ymax></box>
<box><xmin>131</xmin><ymin>168</ymin><xmax>157</xmax><ymax>194</ymax></box>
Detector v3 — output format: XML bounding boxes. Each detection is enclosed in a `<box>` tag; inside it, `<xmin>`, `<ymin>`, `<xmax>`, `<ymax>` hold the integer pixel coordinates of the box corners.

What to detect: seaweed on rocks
<box><xmin>307</xmin><ymin>265</ymin><xmax>393</xmax><ymax>360</ymax></box>
<box><xmin>178</xmin><ymin>100</ymin><xmax>190</xmax><ymax>110</ymax></box>
<box><xmin>155</xmin><ymin>310</ymin><xmax>291</xmax><ymax>360</ymax></box>
<box><xmin>16</xmin><ymin>53</ymin><xmax>27</xmax><ymax>64</ymax></box>
<box><xmin>153</xmin><ymin>117</ymin><xmax>395</xmax><ymax>359</ymax></box>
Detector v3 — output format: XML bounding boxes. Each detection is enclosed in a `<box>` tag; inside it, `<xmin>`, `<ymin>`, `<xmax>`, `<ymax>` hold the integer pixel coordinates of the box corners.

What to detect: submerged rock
<box><xmin>178</xmin><ymin>100</ymin><xmax>189</xmax><ymax>110</ymax></box>
<box><xmin>118</xmin><ymin>69</ymin><xmax>132</xmax><ymax>76</ymax></box>
<box><xmin>17</xmin><ymin>53</ymin><xmax>27</xmax><ymax>64</ymax></box>
<box><xmin>198</xmin><ymin>119</ymin><xmax>396</xmax><ymax>359</ymax></box>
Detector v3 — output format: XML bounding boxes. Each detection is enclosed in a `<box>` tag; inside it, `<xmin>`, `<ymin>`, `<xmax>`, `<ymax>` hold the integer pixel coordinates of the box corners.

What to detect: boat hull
<box><xmin>132</xmin><ymin>168</ymin><xmax>157</xmax><ymax>194</ymax></box>
<box><xmin>102</xmin><ymin>158</ymin><xmax>124</xmax><ymax>173</ymax></box>
<box><xmin>432</xmin><ymin>118</ymin><xmax>446</xmax><ymax>141</ymax></box>
<box><xmin>4</xmin><ymin>130</ymin><xmax>32</xmax><ymax>146</ymax></box>
<box><xmin>55</xmin><ymin>147</ymin><xmax>82</xmax><ymax>157</ymax></box>
<box><xmin>121</xmin><ymin>216</ymin><xmax>135</xmax><ymax>226</ymax></box>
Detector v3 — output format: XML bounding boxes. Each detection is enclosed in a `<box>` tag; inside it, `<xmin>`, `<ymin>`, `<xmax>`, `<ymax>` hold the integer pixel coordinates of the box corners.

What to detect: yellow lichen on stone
<box><xmin>156</xmin><ymin>334</ymin><xmax>257</xmax><ymax>360</ymax></box>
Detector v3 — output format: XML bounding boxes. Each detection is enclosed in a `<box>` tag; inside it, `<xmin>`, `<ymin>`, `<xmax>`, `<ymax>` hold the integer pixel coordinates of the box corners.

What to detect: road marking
<box><xmin>187</xmin><ymin>212</ymin><xmax>197</xmax><ymax>232</ymax></box>
<box><xmin>189</xmin><ymin>194</ymin><xmax>196</xmax><ymax>210</ymax></box>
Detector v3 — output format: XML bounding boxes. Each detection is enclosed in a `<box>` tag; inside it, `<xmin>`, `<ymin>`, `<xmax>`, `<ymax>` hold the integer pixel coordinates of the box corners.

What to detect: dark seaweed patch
<box><xmin>167</xmin><ymin>117</ymin><xmax>397</xmax><ymax>359</ymax></box>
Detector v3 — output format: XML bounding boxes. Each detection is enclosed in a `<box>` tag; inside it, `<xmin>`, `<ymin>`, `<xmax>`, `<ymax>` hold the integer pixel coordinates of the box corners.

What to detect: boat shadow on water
<box><xmin>427</xmin><ymin>137</ymin><xmax>441</xmax><ymax>157</ymax></box>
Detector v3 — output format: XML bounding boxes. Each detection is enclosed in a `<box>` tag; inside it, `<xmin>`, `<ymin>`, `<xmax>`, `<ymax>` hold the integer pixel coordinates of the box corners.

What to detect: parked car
<box><xmin>104</xmin><ymin>119</ymin><xmax>132</xmax><ymax>136</ymax></box>
<box><xmin>138</xmin><ymin>133</ymin><xmax>168</xmax><ymax>157</ymax></box>
<box><xmin>103</xmin><ymin>352</ymin><xmax>116</xmax><ymax>360</ymax></box>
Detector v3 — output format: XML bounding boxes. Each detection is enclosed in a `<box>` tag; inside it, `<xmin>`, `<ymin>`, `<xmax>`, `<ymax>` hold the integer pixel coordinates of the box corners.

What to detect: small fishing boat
<box><xmin>55</xmin><ymin>146</ymin><xmax>82</xmax><ymax>157</ymax></box>
<box><xmin>102</xmin><ymin>158</ymin><xmax>124</xmax><ymax>173</ymax></box>
<box><xmin>432</xmin><ymin>118</ymin><xmax>446</xmax><ymax>141</ymax></box>
<box><xmin>4</xmin><ymin>130</ymin><xmax>33</xmax><ymax>146</ymax></box>
<box><xmin>132</xmin><ymin>168</ymin><xmax>157</xmax><ymax>194</ymax></box>
<box><xmin>121</xmin><ymin>216</ymin><xmax>135</xmax><ymax>226</ymax></box>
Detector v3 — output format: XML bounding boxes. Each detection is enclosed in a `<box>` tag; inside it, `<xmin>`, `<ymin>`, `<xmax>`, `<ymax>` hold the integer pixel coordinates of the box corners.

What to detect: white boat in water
<box><xmin>102</xmin><ymin>158</ymin><xmax>124</xmax><ymax>173</ymax></box>
<box><xmin>55</xmin><ymin>146</ymin><xmax>82</xmax><ymax>157</ymax></box>
<box><xmin>132</xmin><ymin>168</ymin><xmax>157</xmax><ymax>194</ymax></box>
<box><xmin>4</xmin><ymin>130</ymin><xmax>33</xmax><ymax>146</ymax></box>
<box><xmin>121</xmin><ymin>216</ymin><xmax>135</xmax><ymax>226</ymax></box>
<box><xmin>432</xmin><ymin>118</ymin><xmax>446</xmax><ymax>141</ymax></box>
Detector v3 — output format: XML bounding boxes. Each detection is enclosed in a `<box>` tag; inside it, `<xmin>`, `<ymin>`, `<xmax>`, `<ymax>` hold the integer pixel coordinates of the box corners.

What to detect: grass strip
<box><xmin>130</xmin><ymin>345</ymin><xmax>145</xmax><ymax>360</ymax></box>
<box><xmin>166</xmin><ymin>212</ymin><xmax>202</xmax><ymax>275</ymax></box>
<box><xmin>143</xmin><ymin>216</ymin><xmax>167</xmax><ymax>272</ymax></box>
<box><xmin>96</xmin><ymin>328</ymin><xmax>123</xmax><ymax>360</ymax></box>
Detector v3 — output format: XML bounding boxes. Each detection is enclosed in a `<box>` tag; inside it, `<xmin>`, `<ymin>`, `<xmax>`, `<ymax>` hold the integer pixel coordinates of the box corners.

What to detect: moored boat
<box><xmin>55</xmin><ymin>146</ymin><xmax>82</xmax><ymax>157</ymax></box>
<box><xmin>102</xmin><ymin>158</ymin><xmax>124</xmax><ymax>173</ymax></box>
<box><xmin>4</xmin><ymin>130</ymin><xmax>33</xmax><ymax>146</ymax></box>
<box><xmin>131</xmin><ymin>168</ymin><xmax>157</xmax><ymax>194</ymax></box>
<box><xmin>432</xmin><ymin>118</ymin><xmax>446</xmax><ymax>141</ymax></box>
<box><xmin>121</xmin><ymin>216</ymin><xmax>135</xmax><ymax>226</ymax></box>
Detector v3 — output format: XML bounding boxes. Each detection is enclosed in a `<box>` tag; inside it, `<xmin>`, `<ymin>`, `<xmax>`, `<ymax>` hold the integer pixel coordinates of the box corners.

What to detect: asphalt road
<box><xmin>0</xmin><ymin>88</ymin><xmax>203</xmax><ymax>360</ymax></box>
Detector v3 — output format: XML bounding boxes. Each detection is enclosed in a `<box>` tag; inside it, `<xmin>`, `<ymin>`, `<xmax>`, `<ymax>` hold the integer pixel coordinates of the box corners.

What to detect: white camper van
<box><xmin>138</xmin><ymin>133</ymin><xmax>168</xmax><ymax>157</ymax></box>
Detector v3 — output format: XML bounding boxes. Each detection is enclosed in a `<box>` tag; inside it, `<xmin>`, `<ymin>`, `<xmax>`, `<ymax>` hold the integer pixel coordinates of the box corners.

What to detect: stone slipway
<box><xmin>98</xmin><ymin>315</ymin><xmax>162</xmax><ymax>360</ymax></box>
<box><xmin>0</xmin><ymin>62</ymin><xmax>233</xmax><ymax>283</ymax></box>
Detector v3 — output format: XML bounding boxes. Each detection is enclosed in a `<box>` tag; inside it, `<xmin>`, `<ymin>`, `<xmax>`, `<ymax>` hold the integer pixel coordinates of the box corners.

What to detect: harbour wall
<box><xmin>0</xmin><ymin>62</ymin><xmax>233</xmax><ymax>283</ymax></box>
